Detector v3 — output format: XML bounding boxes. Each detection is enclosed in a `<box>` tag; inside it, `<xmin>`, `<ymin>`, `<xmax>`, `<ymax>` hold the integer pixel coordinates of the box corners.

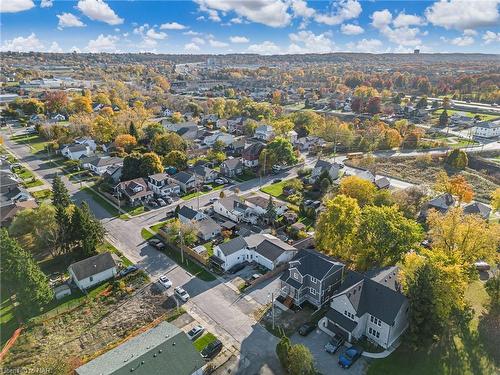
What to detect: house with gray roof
<box><xmin>82</xmin><ymin>156</ymin><xmax>123</xmax><ymax>175</ymax></box>
<box><xmin>279</xmin><ymin>249</ymin><xmax>345</xmax><ymax>309</ymax></box>
<box><xmin>463</xmin><ymin>201</ymin><xmax>491</xmax><ymax>220</ymax></box>
<box><xmin>211</xmin><ymin>233</ymin><xmax>297</xmax><ymax>272</ymax></box>
<box><xmin>220</xmin><ymin>158</ymin><xmax>243</xmax><ymax>177</ymax></box>
<box><xmin>319</xmin><ymin>266</ymin><xmax>409</xmax><ymax>349</ymax></box>
<box><xmin>420</xmin><ymin>193</ymin><xmax>456</xmax><ymax>219</ymax></box>
<box><xmin>75</xmin><ymin>321</ymin><xmax>204</xmax><ymax>375</ymax></box>
<box><xmin>171</xmin><ymin>171</ymin><xmax>196</xmax><ymax>192</ymax></box>
<box><xmin>68</xmin><ymin>252</ymin><xmax>117</xmax><ymax>291</ymax></box>
<box><xmin>310</xmin><ymin>159</ymin><xmax>343</xmax><ymax>182</ymax></box>
<box><xmin>178</xmin><ymin>205</ymin><xmax>206</xmax><ymax>224</ymax></box>
<box><xmin>61</xmin><ymin>143</ymin><xmax>92</xmax><ymax>160</ymax></box>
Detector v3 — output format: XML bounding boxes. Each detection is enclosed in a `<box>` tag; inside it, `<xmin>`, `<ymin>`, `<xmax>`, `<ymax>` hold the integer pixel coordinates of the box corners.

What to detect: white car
<box><xmin>174</xmin><ymin>286</ymin><xmax>190</xmax><ymax>302</ymax></box>
<box><xmin>214</xmin><ymin>178</ymin><xmax>225</xmax><ymax>185</ymax></box>
<box><xmin>158</xmin><ymin>275</ymin><xmax>172</xmax><ymax>289</ymax></box>
<box><xmin>187</xmin><ymin>325</ymin><xmax>205</xmax><ymax>340</ymax></box>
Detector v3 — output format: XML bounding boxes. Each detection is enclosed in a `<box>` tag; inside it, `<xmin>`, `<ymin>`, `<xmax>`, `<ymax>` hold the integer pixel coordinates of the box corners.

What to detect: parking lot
<box><xmin>291</xmin><ymin>329</ymin><xmax>368</xmax><ymax>375</ymax></box>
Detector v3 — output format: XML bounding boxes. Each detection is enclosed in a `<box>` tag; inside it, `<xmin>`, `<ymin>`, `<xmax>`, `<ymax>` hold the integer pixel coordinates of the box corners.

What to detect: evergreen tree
<box><xmin>287</xmin><ymin>344</ymin><xmax>315</xmax><ymax>375</ymax></box>
<box><xmin>129</xmin><ymin>121</ymin><xmax>139</xmax><ymax>139</ymax></box>
<box><xmin>0</xmin><ymin>229</ymin><xmax>53</xmax><ymax>313</ymax></box>
<box><xmin>55</xmin><ymin>205</ymin><xmax>72</xmax><ymax>253</ymax></box>
<box><xmin>72</xmin><ymin>203</ymin><xmax>105</xmax><ymax>257</ymax></box>
<box><xmin>52</xmin><ymin>175</ymin><xmax>71</xmax><ymax>208</ymax></box>
<box><xmin>265</xmin><ymin>196</ymin><xmax>277</xmax><ymax>221</ymax></box>
<box><xmin>439</xmin><ymin>109</ymin><xmax>449</xmax><ymax>127</ymax></box>
<box><xmin>276</xmin><ymin>335</ymin><xmax>291</xmax><ymax>370</ymax></box>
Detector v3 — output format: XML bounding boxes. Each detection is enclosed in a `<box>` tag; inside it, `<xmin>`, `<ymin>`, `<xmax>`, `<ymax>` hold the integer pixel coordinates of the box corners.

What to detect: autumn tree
<box><xmin>339</xmin><ymin>175</ymin><xmax>376</xmax><ymax>207</ymax></box>
<box><xmin>140</xmin><ymin>152</ymin><xmax>164</xmax><ymax>176</ymax></box>
<box><xmin>310</xmin><ymin>117</ymin><xmax>354</xmax><ymax>154</ymax></box>
<box><xmin>287</xmin><ymin>344</ymin><xmax>315</xmax><ymax>375</ymax></box>
<box><xmin>434</xmin><ymin>172</ymin><xmax>474</xmax><ymax>203</ymax></box>
<box><xmin>143</xmin><ymin>122</ymin><xmax>165</xmax><ymax>143</ymax></box>
<box><xmin>392</xmin><ymin>186</ymin><xmax>427</xmax><ymax>218</ymax></box>
<box><xmin>290</xmin><ymin>110</ymin><xmax>323</xmax><ymax>137</ymax></box>
<box><xmin>71</xmin><ymin>95</ymin><xmax>92</xmax><ymax>113</ymax></box>
<box><xmin>271</xmin><ymin>118</ymin><xmax>294</xmax><ymax>137</ymax></box>
<box><xmin>446</xmin><ymin>149</ymin><xmax>468</xmax><ymax>169</ymax></box>
<box><xmin>164</xmin><ymin>150</ymin><xmax>188</xmax><ymax>170</ymax></box>
<box><xmin>492</xmin><ymin>188</ymin><xmax>500</xmax><ymax>211</ymax></box>
<box><xmin>152</xmin><ymin>132</ymin><xmax>186</xmax><ymax>156</ymax></box>
<box><xmin>170</xmin><ymin>112</ymin><xmax>183</xmax><ymax>123</ymax></box>
<box><xmin>259</xmin><ymin>138</ymin><xmax>297</xmax><ymax>170</ymax></box>
<box><xmin>115</xmin><ymin>134</ymin><xmax>137</xmax><ymax>153</ymax></box>
<box><xmin>315</xmin><ymin>195</ymin><xmax>361</xmax><ymax>259</ymax></box>
<box><xmin>45</xmin><ymin>91</ymin><xmax>68</xmax><ymax>113</ymax></box>
<box><xmin>381</xmin><ymin>128</ymin><xmax>403</xmax><ymax>149</ymax></box>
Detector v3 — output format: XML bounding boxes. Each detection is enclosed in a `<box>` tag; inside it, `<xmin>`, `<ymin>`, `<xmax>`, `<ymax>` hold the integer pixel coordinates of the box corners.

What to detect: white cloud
<box><xmin>85</xmin><ymin>34</ymin><xmax>119</xmax><ymax>52</ymax></box>
<box><xmin>463</xmin><ymin>29</ymin><xmax>478</xmax><ymax>36</ymax></box>
<box><xmin>230</xmin><ymin>36</ymin><xmax>249</xmax><ymax>43</ymax></box>
<box><xmin>1</xmin><ymin>0</ymin><xmax>34</xmax><ymax>13</ymax></box>
<box><xmin>192</xmin><ymin>37</ymin><xmax>205</xmax><ymax>45</ymax></box>
<box><xmin>425</xmin><ymin>0</ymin><xmax>500</xmax><ymax>30</ymax></box>
<box><xmin>1</xmin><ymin>33</ymin><xmax>42</xmax><ymax>51</ymax></box>
<box><xmin>146</xmin><ymin>28</ymin><xmax>167</xmax><ymax>40</ymax></box>
<box><xmin>77</xmin><ymin>0</ymin><xmax>123</xmax><ymax>25</ymax></box>
<box><xmin>371</xmin><ymin>9</ymin><xmax>423</xmax><ymax>46</ymax></box>
<box><xmin>70</xmin><ymin>46</ymin><xmax>81</xmax><ymax>53</ymax></box>
<box><xmin>48</xmin><ymin>41</ymin><xmax>63</xmax><ymax>53</ymax></box>
<box><xmin>40</xmin><ymin>0</ymin><xmax>53</xmax><ymax>8</ymax></box>
<box><xmin>340</xmin><ymin>23</ymin><xmax>364</xmax><ymax>35</ymax></box>
<box><xmin>230</xmin><ymin>17</ymin><xmax>243</xmax><ymax>24</ymax></box>
<box><xmin>160</xmin><ymin>22</ymin><xmax>187</xmax><ymax>30</ymax></box>
<box><xmin>247</xmin><ymin>41</ymin><xmax>281</xmax><ymax>54</ymax></box>
<box><xmin>209</xmin><ymin>39</ymin><xmax>229</xmax><ymax>48</ymax></box>
<box><xmin>346</xmin><ymin>38</ymin><xmax>383</xmax><ymax>53</ymax></box>
<box><xmin>288</xmin><ymin>30</ymin><xmax>334</xmax><ymax>53</ymax></box>
<box><xmin>483</xmin><ymin>30</ymin><xmax>500</xmax><ymax>44</ymax></box>
<box><xmin>393</xmin><ymin>12</ymin><xmax>425</xmax><ymax>28</ymax></box>
<box><xmin>184</xmin><ymin>42</ymin><xmax>201</xmax><ymax>52</ymax></box>
<box><xmin>291</xmin><ymin>0</ymin><xmax>315</xmax><ymax>18</ymax></box>
<box><xmin>184</xmin><ymin>30</ymin><xmax>200</xmax><ymax>36</ymax></box>
<box><xmin>314</xmin><ymin>0</ymin><xmax>362</xmax><ymax>26</ymax></box>
<box><xmin>57</xmin><ymin>13</ymin><xmax>86</xmax><ymax>28</ymax></box>
<box><xmin>195</xmin><ymin>0</ymin><xmax>292</xmax><ymax>27</ymax></box>
<box><xmin>451</xmin><ymin>35</ymin><xmax>474</xmax><ymax>46</ymax></box>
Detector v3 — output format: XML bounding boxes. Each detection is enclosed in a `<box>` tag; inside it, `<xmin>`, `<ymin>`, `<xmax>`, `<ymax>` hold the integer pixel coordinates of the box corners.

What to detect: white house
<box><xmin>74</xmin><ymin>137</ymin><xmax>97</xmax><ymax>151</ymax></box>
<box><xmin>474</xmin><ymin>120</ymin><xmax>500</xmax><ymax>138</ymax></box>
<box><xmin>213</xmin><ymin>195</ymin><xmax>260</xmax><ymax>224</ymax></box>
<box><xmin>203</xmin><ymin>131</ymin><xmax>234</xmax><ymax>147</ymax></box>
<box><xmin>170</xmin><ymin>171</ymin><xmax>196</xmax><ymax>193</ymax></box>
<box><xmin>61</xmin><ymin>144</ymin><xmax>92</xmax><ymax>160</ymax></box>
<box><xmin>254</xmin><ymin>124</ymin><xmax>275</xmax><ymax>141</ymax></box>
<box><xmin>310</xmin><ymin>160</ymin><xmax>343</xmax><ymax>182</ymax></box>
<box><xmin>148</xmin><ymin>173</ymin><xmax>181</xmax><ymax>196</ymax></box>
<box><xmin>178</xmin><ymin>205</ymin><xmax>206</xmax><ymax>224</ymax></box>
<box><xmin>212</xmin><ymin>233</ymin><xmax>297</xmax><ymax>272</ymax></box>
<box><xmin>82</xmin><ymin>156</ymin><xmax>123</xmax><ymax>175</ymax></box>
<box><xmin>244</xmin><ymin>195</ymin><xmax>288</xmax><ymax>216</ymax></box>
<box><xmin>68</xmin><ymin>252</ymin><xmax>117</xmax><ymax>291</ymax></box>
<box><xmin>319</xmin><ymin>267</ymin><xmax>409</xmax><ymax>349</ymax></box>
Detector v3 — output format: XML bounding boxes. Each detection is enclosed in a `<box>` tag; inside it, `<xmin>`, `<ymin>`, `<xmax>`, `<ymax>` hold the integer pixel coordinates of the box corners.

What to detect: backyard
<box><xmin>193</xmin><ymin>332</ymin><xmax>218</xmax><ymax>352</ymax></box>
<box><xmin>367</xmin><ymin>281</ymin><xmax>497</xmax><ymax>375</ymax></box>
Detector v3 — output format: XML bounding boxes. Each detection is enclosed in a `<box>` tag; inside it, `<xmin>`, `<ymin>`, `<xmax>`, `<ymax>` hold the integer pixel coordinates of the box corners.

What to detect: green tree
<box><xmin>439</xmin><ymin>109</ymin><xmax>449</xmax><ymax>127</ymax></box>
<box><xmin>446</xmin><ymin>149</ymin><xmax>468</xmax><ymax>169</ymax></box>
<box><xmin>141</xmin><ymin>152</ymin><xmax>164</xmax><ymax>176</ymax></box>
<box><xmin>485</xmin><ymin>274</ymin><xmax>500</xmax><ymax>309</ymax></box>
<box><xmin>52</xmin><ymin>175</ymin><xmax>71</xmax><ymax>208</ymax></box>
<box><xmin>260</xmin><ymin>137</ymin><xmax>297</xmax><ymax>170</ymax></box>
<box><xmin>164</xmin><ymin>150</ymin><xmax>188</xmax><ymax>170</ymax></box>
<box><xmin>213</xmin><ymin>139</ymin><xmax>226</xmax><ymax>152</ymax></box>
<box><xmin>315</xmin><ymin>195</ymin><xmax>361</xmax><ymax>259</ymax></box>
<box><xmin>265</xmin><ymin>196</ymin><xmax>277</xmax><ymax>221</ymax></box>
<box><xmin>71</xmin><ymin>202</ymin><xmax>105</xmax><ymax>257</ymax></box>
<box><xmin>121</xmin><ymin>153</ymin><xmax>143</xmax><ymax>180</ymax></box>
<box><xmin>152</xmin><ymin>132</ymin><xmax>186</xmax><ymax>156</ymax></box>
<box><xmin>276</xmin><ymin>335</ymin><xmax>291</xmax><ymax>370</ymax></box>
<box><xmin>0</xmin><ymin>229</ymin><xmax>53</xmax><ymax>313</ymax></box>
<box><xmin>129</xmin><ymin>121</ymin><xmax>139</xmax><ymax>139</ymax></box>
<box><xmin>356</xmin><ymin>205</ymin><xmax>423</xmax><ymax>269</ymax></box>
<box><xmin>143</xmin><ymin>122</ymin><xmax>165</xmax><ymax>143</ymax></box>
<box><xmin>373</xmin><ymin>189</ymin><xmax>394</xmax><ymax>207</ymax></box>
<box><xmin>287</xmin><ymin>344</ymin><xmax>315</xmax><ymax>375</ymax></box>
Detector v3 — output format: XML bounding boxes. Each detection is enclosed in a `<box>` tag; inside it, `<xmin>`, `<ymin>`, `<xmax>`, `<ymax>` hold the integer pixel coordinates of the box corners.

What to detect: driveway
<box><xmin>291</xmin><ymin>329</ymin><xmax>368</xmax><ymax>375</ymax></box>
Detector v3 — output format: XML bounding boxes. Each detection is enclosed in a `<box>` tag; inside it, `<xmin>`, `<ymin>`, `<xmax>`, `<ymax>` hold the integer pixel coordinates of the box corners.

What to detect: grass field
<box><xmin>11</xmin><ymin>134</ymin><xmax>49</xmax><ymax>154</ymax></box>
<box><xmin>193</xmin><ymin>332</ymin><xmax>217</xmax><ymax>351</ymax></box>
<box><xmin>98</xmin><ymin>242</ymin><xmax>133</xmax><ymax>267</ymax></box>
<box><xmin>367</xmin><ymin>281</ymin><xmax>497</xmax><ymax>375</ymax></box>
<box><xmin>181</xmin><ymin>184</ymin><xmax>224</xmax><ymax>201</ymax></box>
<box><xmin>432</xmin><ymin>109</ymin><xmax>499</xmax><ymax>122</ymax></box>
<box><xmin>31</xmin><ymin>189</ymin><xmax>52</xmax><ymax>202</ymax></box>
<box><xmin>260</xmin><ymin>180</ymin><xmax>288</xmax><ymax>198</ymax></box>
<box><xmin>81</xmin><ymin>187</ymin><xmax>120</xmax><ymax>216</ymax></box>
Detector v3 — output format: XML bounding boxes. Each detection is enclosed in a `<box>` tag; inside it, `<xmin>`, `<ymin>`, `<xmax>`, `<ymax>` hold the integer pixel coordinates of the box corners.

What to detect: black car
<box><xmin>201</xmin><ymin>339</ymin><xmax>223</xmax><ymax>359</ymax></box>
<box><xmin>272</xmin><ymin>178</ymin><xmax>283</xmax><ymax>183</ymax></box>
<box><xmin>298</xmin><ymin>322</ymin><xmax>316</xmax><ymax>336</ymax></box>
<box><xmin>118</xmin><ymin>265</ymin><xmax>139</xmax><ymax>277</ymax></box>
<box><xmin>148</xmin><ymin>238</ymin><xmax>165</xmax><ymax>250</ymax></box>
<box><xmin>228</xmin><ymin>263</ymin><xmax>245</xmax><ymax>274</ymax></box>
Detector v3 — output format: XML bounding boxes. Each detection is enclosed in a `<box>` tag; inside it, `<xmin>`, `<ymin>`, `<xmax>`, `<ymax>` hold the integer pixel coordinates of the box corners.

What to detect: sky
<box><xmin>1</xmin><ymin>0</ymin><xmax>500</xmax><ymax>54</ymax></box>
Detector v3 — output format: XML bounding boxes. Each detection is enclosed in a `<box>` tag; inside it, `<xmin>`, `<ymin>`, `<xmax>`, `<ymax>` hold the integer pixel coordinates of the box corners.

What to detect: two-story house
<box><xmin>278</xmin><ymin>249</ymin><xmax>345</xmax><ymax>309</ymax></box>
<box><xmin>319</xmin><ymin>266</ymin><xmax>409</xmax><ymax>349</ymax></box>
<box><xmin>242</xmin><ymin>142</ymin><xmax>264</xmax><ymax>168</ymax></box>
<box><xmin>254</xmin><ymin>124</ymin><xmax>275</xmax><ymax>141</ymax></box>
<box><xmin>171</xmin><ymin>171</ymin><xmax>197</xmax><ymax>193</ymax></box>
<box><xmin>61</xmin><ymin>144</ymin><xmax>92</xmax><ymax>160</ymax></box>
<box><xmin>220</xmin><ymin>158</ymin><xmax>244</xmax><ymax>178</ymax></box>
<box><xmin>203</xmin><ymin>131</ymin><xmax>234</xmax><ymax>147</ymax></box>
<box><xmin>147</xmin><ymin>173</ymin><xmax>181</xmax><ymax>196</ymax></box>
<box><xmin>114</xmin><ymin>178</ymin><xmax>154</xmax><ymax>206</ymax></box>
<box><xmin>190</xmin><ymin>164</ymin><xmax>219</xmax><ymax>184</ymax></box>
<box><xmin>178</xmin><ymin>205</ymin><xmax>206</xmax><ymax>224</ymax></box>
<box><xmin>213</xmin><ymin>195</ymin><xmax>259</xmax><ymax>224</ymax></box>
<box><xmin>310</xmin><ymin>160</ymin><xmax>344</xmax><ymax>182</ymax></box>
<box><xmin>474</xmin><ymin>120</ymin><xmax>500</xmax><ymax>138</ymax></box>
<box><xmin>82</xmin><ymin>156</ymin><xmax>123</xmax><ymax>176</ymax></box>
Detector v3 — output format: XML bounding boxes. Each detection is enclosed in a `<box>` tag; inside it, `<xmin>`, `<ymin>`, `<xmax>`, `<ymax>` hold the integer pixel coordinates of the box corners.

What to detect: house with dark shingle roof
<box><xmin>75</xmin><ymin>321</ymin><xmax>204</xmax><ymax>375</ymax></box>
<box><xmin>419</xmin><ymin>193</ymin><xmax>456</xmax><ymax>220</ymax></box>
<box><xmin>171</xmin><ymin>171</ymin><xmax>196</xmax><ymax>192</ymax></box>
<box><xmin>114</xmin><ymin>178</ymin><xmax>154</xmax><ymax>206</ymax></box>
<box><xmin>82</xmin><ymin>156</ymin><xmax>123</xmax><ymax>175</ymax></box>
<box><xmin>279</xmin><ymin>249</ymin><xmax>344</xmax><ymax>308</ymax></box>
<box><xmin>319</xmin><ymin>266</ymin><xmax>408</xmax><ymax>349</ymax></box>
<box><xmin>220</xmin><ymin>158</ymin><xmax>244</xmax><ymax>178</ymax></box>
<box><xmin>68</xmin><ymin>252</ymin><xmax>117</xmax><ymax>291</ymax></box>
<box><xmin>463</xmin><ymin>201</ymin><xmax>492</xmax><ymax>220</ymax></box>
<box><xmin>178</xmin><ymin>205</ymin><xmax>206</xmax><ymax>224</ymax></box>
<box><xmin>310</xmin><ymin>159</ymin><xmax>343</xmax><ymax>182</ymax></box>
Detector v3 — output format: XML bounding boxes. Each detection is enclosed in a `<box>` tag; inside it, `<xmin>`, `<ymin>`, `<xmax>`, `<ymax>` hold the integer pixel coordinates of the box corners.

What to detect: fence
<box><xmin>247</xmin><ymin>263</ymin><xmax>288</xmax><ymax>288</ymax></box>
<box><xmin>157</xmin><ymin>228</ymin><xmax>208</xmax><ymax>266</ymax></box>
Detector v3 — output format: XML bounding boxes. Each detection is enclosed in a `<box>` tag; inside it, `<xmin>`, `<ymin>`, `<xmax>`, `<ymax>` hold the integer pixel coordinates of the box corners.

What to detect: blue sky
<box><xmin>1</xmin><ymin>1</ymin><xmax>500</xmax><ymax>54</ymax></box>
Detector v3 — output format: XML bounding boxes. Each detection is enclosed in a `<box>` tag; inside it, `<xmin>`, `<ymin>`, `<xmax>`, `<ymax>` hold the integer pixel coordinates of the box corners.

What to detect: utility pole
<box><xmin>272</xmin><ymin>291</ymin><xmax>275</xmax><ymax>330</ymax></box>
<box><xmin>179</xmin><ymin>229</ymin><xmax>184</xmax><ymax>264</ymax></box>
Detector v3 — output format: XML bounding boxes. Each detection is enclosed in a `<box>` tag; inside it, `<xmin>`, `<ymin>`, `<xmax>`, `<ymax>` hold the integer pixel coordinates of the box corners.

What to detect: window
<box><xmin>370</xmin><ymin>315</ymin><xmax>382</xmax><ymax>327</ymax></box>
<box><xmin>310</xmin><ymin>288</ymin><xmax>316</xmax><ymax>296</ymax></box>
<box><xmin>368</xmin><ymin>327</ymin><xmax>380</xmax><ymax>339</ymax></box>
<box><xmin>310</xmin><ymin>276</ymin><xmax>318</xmax><ymax>284</ymax></box>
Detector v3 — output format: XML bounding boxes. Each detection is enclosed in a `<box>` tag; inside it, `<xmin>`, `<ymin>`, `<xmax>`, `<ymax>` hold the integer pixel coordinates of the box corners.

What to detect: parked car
<box><xmin>164</xmin><ymin>196</ymin><xmax>173</xmax><ymax>204</ymax></box>
<box><xmin>475</xmin><ymin>261</ymin><xmax>490</xmax><ymax>271</ymax></box>
<box><xmin>187</xmin><ymin>325</ymin><xmax>205</xmax><ymax>340</ymax></box>
<box><xmin>298</xmin><ymin>322</ymin><xmax>316</xmax><ymax>336</ymax></box>
<box><xmin>214</xmin><ymin>178</ymin><xmax>225</xmax><ymax>185</ymax></box>
<box><xmin>149</xmin><ymin>200</ymin><xmax>158</xmax><ymax>208</ymax></box>
<box><xmin>201</xmin><ymin>339</ymin><xmax>223</xmax><ymax>359</ymax></box>
<box><xmin>174</xmin><ymin>286</ymin><xmax>190</xmax><ymax>302</ymax></box>
<box><xmin>148</xmin><ymin>238</ymin><xmax>165</xmax><ymax>250</ymax></box>
<box><xmin>272</xmin><ymin>178</ymin><xmax>282</xmax><ymax>183</ymax></box>
<box><xmin>202</xmin><ymin>184</ymin><xmax>213</xmax><ymax>191</ymax></box>
<box><xmin>338</xmin><ymin>346</ymin><xmax>363</xmax><ymax>369</ymax></box>
<box><xmin>228</xmin><ymin>263</ymin><xmax>245</xmax><ymax>274</ymax></box>
<box><xmin>119</xmin><ymin>265</ymin><xmax>139</xmax><ymax>277</ymax></box>
<box><xmin>157</xmin><ymin>198</ymin><xmax>167</xmax><ymax>207</ymax></box>
<box><xmin>324</xmin><ymin>334</ymin><xmax>345</xmax><ymax>354</ymax></box>
<box><xmin>158</xmin><ymin>275</ymin><xmax>172</xmax><ymax>289</ymax></box>
<box><xmin>209</xmin><ymin>197</ymin><xmax>218</xmax><ymax>203</ymax></box>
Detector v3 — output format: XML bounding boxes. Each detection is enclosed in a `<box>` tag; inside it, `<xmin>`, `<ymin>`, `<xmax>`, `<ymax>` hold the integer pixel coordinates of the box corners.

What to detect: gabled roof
<box><xmin>333</xmin><ymin>268</ymin><xmax>407</xmax><ymax>326</ymax></box>
<box><xmin>69</xmin><ymin>252</ymin><xmax>116</xmax><ymax>281</ymax></box>
<box><xmin>242</xmin><ymin>142</ymin><xmax>264</xmax><ymax>159</ymax></box>
<box><xmin>255</xmin><ymin>239</ymin><xmax>296</xmax><ymax>261</ymax></box>
<box><xmin>281</xmin><ymin>249</ymin><xmax>344</xmax><ymax>282</ymax></box>
<box><xmin>314</xmin><ymin>159</ymin><xmax>333</xmax><ymax>170</ymax></box>
<box><xmin>178</xmin><ymin>205</ymin><xmax>200</xmax><ymax>220</ymax></box>
<box><xmin>326</xmin><ymin>309</ymin><xmax>358</xmax><ymax>333</ymax></box>
<box><xmin>196</xmin><ymin>217</ymin><xmax>221</xmax><ymax>237</ymax></box>
<box><xmin>428</xmin><ymin>193</ymin><xmax>455</xmax><ymax>211</ymax></box>
<box><xmin>375</xmin><ymin>177</ymin><xmax>390</xmax><ymax>189</ymax></box>
<box><xmin>149</xmin><ymin>172</ymin><xmax>170</xmax><ymax>182</ymax></box>
<box><xmin>65</xmin><ymin>144</ymin><xmax>88</xmax><ymax>153</ymax></box>
<box><xmin>218</xmin><ymin>195</ymin><xmax>249</xmax><ymax>212</ymax></box>
<box><xmin>255</xmin><ymin>124</ymin><xmax>274</xmax><ymax>133</ymax></box>
<box><xmin>222</xmin><ymin>158</ymin><xmax>243</xmax><ymax>169</ymax></box>
<box><xmin>83</xmin><ymin>156</ymin><xmax>123</xmax><ymax>168</ymax></box>
<box><xmin>172</xmin><ymin>171</ymin><xmax>195</xmax><ymax>184</ymax></box>
<box><xmin>463</xmin><ymin>201</ymin><xmax>491</xmax><ymax>219</ymax></box>
<box><xmin>75</xmin><ymin>322</ymin><xmax>204</xmax><ymax>375</ymax></box>
<box><xmin>217</xmin><ymin>236</ymin><xmax>247</xmax><ymax>256</ymax></box>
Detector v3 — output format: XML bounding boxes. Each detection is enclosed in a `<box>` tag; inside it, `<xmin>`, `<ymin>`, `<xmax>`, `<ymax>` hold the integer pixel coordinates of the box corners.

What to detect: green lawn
<box><xmin>150</xmin><ymin>220</ymin><xmax>172</xmax><ymax>233</ymax></box>
<box><xmin>182</xmin><ymin>184</ymin><xmax>224</xmax><ymax>201</ymax></box>
<box><xmin>12</xmin><ymin>166</ymin><xmax>44</xmax><ymax>188</ymax></box>
<box><xmin>31</xmin><ymin>189</ymin><xmax>52</xmax><ymax>201</ymax></box>
<box><xmin>11</xmin><ymin>134</ymin><xmax>49</xmax><ymax>154</ymax></box>
<box><xmin>81</xmin><ymin>187</ymin><xmax>120</xmax><ymax>216</ymax></box>
<box><xmin>260</xmin><ymin>180</ymin><xmax>288</xmax><ymax>198</ymax></box>
<box><xmin>0</xmin><ymin>291</ymin><xmax>17</xmax><ymax>347</ymax></box>
<box><xmin>203</xmin><ymin>242</ymin><xmax>214</xmax><ymax>257</ymax></box>
<box><xmin>367</xmin><ymin>281</ymin><xmax>497</xmax><ymax>375</ymax></box>
<box><xmin>98</xmin><ymin>242</ymin><xmax>133</xmax><ymax>267</ymax></box>
<box><xmin>432</xmin><ymin>109</ymin><xmax>499</xmax><ymax>122</ymax></box>
<box><xmin>233</xmin><ymin>170</ymin><xmax>258</xmax><ymax>182</ymax></box>
<box><xmin>141</xmin><ymin>228</ymin><xmax>155</xmax><ymax>240</ymax></box>
<box><xmin>193</xmin><ymin>332</ymin><xmax>217</xmax><ymax>352</ymax></box>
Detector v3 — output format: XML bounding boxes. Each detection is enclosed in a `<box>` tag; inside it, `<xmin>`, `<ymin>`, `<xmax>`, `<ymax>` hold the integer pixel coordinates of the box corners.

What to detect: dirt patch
<box><xmin>2</xmin><ymin>276</ymin><xmax>177</xmax><ymax>371</ymax></box>
<box><xmin>260</xmin><ymin>304</ymin><xmax>316</xmax><ymax>337</ymax></box>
